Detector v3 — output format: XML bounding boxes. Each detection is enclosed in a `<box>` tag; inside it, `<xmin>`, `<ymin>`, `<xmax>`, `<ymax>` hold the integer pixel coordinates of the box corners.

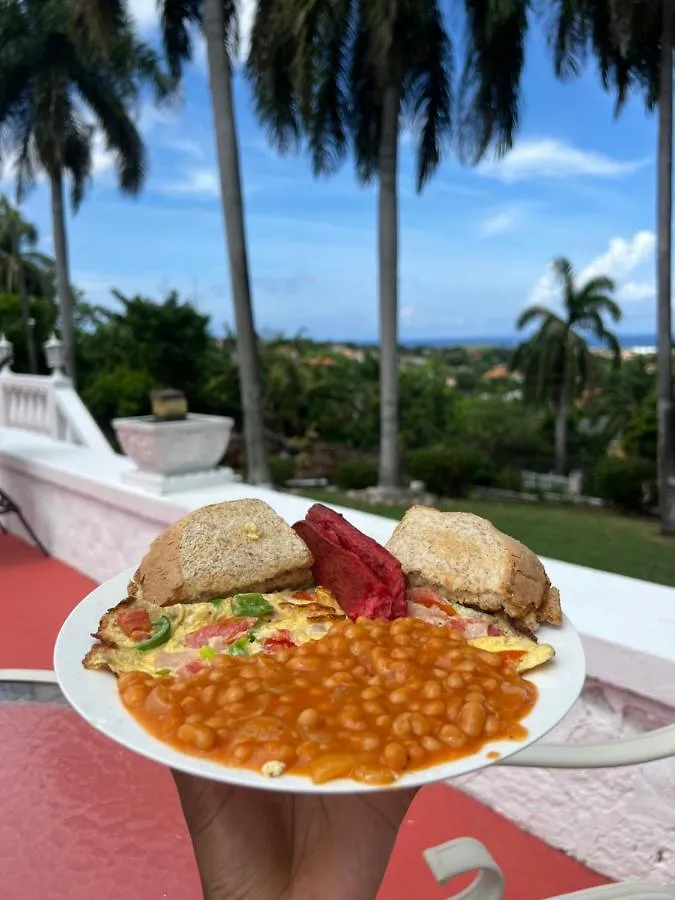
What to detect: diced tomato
<box><xmin>185</xmin><ymin>618</ymin><xmax>255</xmax><ymax>649</ymax></box>
<box><xmin>178</xmin><ymin>660</ymin><xmax>205</xmax><ymax>677</ymax></box>
<box><xmin>117</xmin><ymin>608</ymin><xmax>152</xmax><ymax>640</ymax></box>
<box><xmin>262</xmin><ymin>629</ymin><xmax>297</xmax><ymax>653</ymax></box>
<box><xmin>407</xmin><ymin>587</ymin><xmax>455</xmax><ymax>615</ymax></box>
<box><xmin>292</xmin><ymin>591</ymin><xmax>314</xmax><ymax>602</ymax></box>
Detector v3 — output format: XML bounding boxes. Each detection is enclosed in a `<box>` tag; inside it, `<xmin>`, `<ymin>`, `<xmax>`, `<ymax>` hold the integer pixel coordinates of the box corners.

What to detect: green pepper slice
<box><xmin>232</xmin><ymin>592</ymin><xmax>274</xmax><ymax>617</ymax></box>
<box><xmin>199</xmin><ymin>646</ymin><xmax>217</xmax><ymax>660</ymax></box>
<box><xmin>137</xmin><ymin>616</ymin><xmax>172</xmax><ymax>651</ymax></box>
<box><xmin>228</xmin><ymin>636</ymin><xmax>252</xmax><ymax>657</ymax></box>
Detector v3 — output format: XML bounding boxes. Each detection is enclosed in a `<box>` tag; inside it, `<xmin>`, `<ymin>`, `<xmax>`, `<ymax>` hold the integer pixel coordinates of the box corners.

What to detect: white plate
<box><xmin>54</xmin><ymin>567</ymin><xmax>586</xmax><ymax>793</ymax></box>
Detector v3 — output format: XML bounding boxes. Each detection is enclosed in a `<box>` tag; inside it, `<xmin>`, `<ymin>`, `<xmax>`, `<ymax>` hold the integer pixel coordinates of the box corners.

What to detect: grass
<box><xmin>299</xmin><ymin>489</ymin><xmax>675</xmax><ymax>588</ymax></box>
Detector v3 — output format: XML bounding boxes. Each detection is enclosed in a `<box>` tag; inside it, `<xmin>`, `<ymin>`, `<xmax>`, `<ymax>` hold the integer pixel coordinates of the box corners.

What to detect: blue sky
<box><xmin>0</xmin><ymin>1</ymin><xmax>662</xmax><ymax>342</ymax></box>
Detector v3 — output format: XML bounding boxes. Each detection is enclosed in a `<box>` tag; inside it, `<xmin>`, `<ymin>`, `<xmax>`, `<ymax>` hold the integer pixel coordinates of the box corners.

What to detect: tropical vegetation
<box><xmin>513</xmin><ymin>257</ymin><xmax>621</xmax><ymax>475</ymax></box>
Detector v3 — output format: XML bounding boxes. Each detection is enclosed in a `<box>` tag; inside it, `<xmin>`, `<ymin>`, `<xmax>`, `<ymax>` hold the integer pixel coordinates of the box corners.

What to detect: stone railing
<box><xmin>0</xmin><ymin>370</ymin><xmax>112</xmax><ymax>455</ymax></box>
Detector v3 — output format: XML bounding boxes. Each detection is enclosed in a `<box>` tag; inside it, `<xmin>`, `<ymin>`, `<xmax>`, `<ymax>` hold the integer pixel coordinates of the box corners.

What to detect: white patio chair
<box><xmin>424</xmin><ymin>837</ymin><xmax>675</xmax><ymax>899</ymax></box>
<box><xmin>425</xmin><ymin>725</ymin><xmax>675</xmax><ymax>899</ymax></box>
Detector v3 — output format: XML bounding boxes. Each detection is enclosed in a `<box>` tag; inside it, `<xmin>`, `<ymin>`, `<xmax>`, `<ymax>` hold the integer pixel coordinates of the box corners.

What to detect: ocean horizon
<box><xmin>393</xmin><ymin>333</ymin><xmax>661</xmax><ymax>350</ymax></box>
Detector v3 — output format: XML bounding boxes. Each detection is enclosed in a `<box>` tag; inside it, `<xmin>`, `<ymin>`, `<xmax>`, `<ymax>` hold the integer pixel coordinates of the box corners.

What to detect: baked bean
<box><xmin>361</xmin><ymin>686</ymin><xmax>382</xmax><ymax>701</ymax></box>
<box><xmin>389</xmin><ymin>687</ymin><xmax>410</xmax><ymax>705</ymax></box>
<box><xmin>375</xmin><ymin>714</ymin><xmax>392</xmax><ymax>730</ymax></box>
<box><xmin>185</xmin><ymin>713</ymin><xmax>203</xmax><ymax>724</ymax></box>
<box><xmin>391</xmin><ymin>648</ymin><xmax>414</xmax><ymax>660</ymax></box>
<box><xmin>406</xmin><ymin>742</ymin><xmax>426</xmax><ymax>763</ymax></box>
<box><xmin>446</xmin><ymin>673</ymin><xmax>464</xmax><ymax>690</ymax></box>
<box><xmin>409</xmin><ymin>712</ymin><xmax>431</xmax><ymax>737</ymax></box>
<box><xmin>353</xmin><ymin>665</ymin><xmax>367</xmax><ymax>678</ymax></box>
<box><xmin>381</xmin><ymin>742</ymin><xmax>408</xmax><ymax>770</ymax></box>
<box><xmin>122</xmin><ymin>685</ymin><xmax>147</xmax><ymax>708</ymax></box>
<box><xmin>287</xmin><ymin>656</ymin><xmax>321</xmax><ymax>672</ymax></box>
<box><xmin>297</xmin><ymin>740</ymin><xmax>320</xmax><ymax>761</ymax></box>
<box><xmin>338</xmin><ymin>708</ymin><xmax>366</xmax><ymax>731</ymax></box>
<box><xmin>422</xmin><ymin>680</ymin><xmax>441</xmax><ymax>699</ymax></box>
<box><xmin>422</xmin><ymin>700</ymin><xmax>445</xmax><ymax>717</ymax></box>
<box><xmin>343</xmin><ymin>624</ymin><xmax>365</xmax><ymax>640</ymax></box>
<box><xmin>201</xmin><ymin>685</ymin><xmax>217</xmax><ymax>705</ymax></box>
<box><xmin>392</xmin><ymin>713</ymin><xmax>412</xmax><ymax>738</ymax></box>
<box><xmin>205</xmin><ymin>716</ymin><xmax>228</xmax><ymax>728</ymax></box>
<box><xmin>363</xmin><ymin>701</ymin><xmax>385</xmax><ymax>717</ymax></box>
<box><xmin>446</xmin><ymin>698</ymin><xmax>463</xmax><ymax>720</ymax></box>
<box><xmin>118</xmin><ymin>672</ymin><xmax>145</xmax><ymax>690</ymax></box>
<box><xmin>458</xmin><ymin>701</ymin><xmax>487</xmax><ymax>738</ymax></box>
<box><xmin>219</xmin><ymin>685</ymin><xmax>245</xmax><ymax>704</ymax></box>
<box><xmin>169</xmin><ymin>682</ymin><xmax>188</xmax><ymax>694</ymax></box>
<box><xmin>352</xmin><ymin>765</ymin><xmax>396</xmax><ymax>785</ymax></box>
<box><xmin>145</xmin><ymin>685</ymin><xmax>174</xmax><ymax>717</ymax></box>
<box><xmin>177</xmin><ymin>723</ymin><xmax>216</xmax><ymax>751</ymax></box>
<box><xmin>485</xmin><ymin>715</ymin><xmax>501</xmax><ymax>736</ymax></box>
<box><xmin>421</xmin><ymin>736</ymin><xmax>442</xmax><ymax>752</ymax></box>
<box><xmin>180</xmin><ymin>696</ymin><xmax>199</xmax><ymax>713</ymax></box>
<box><xmin>297</xmin><ymin>708</ymin><xmax>320</xmax><ymax>730</ymax></box>
<box><xmin>482</xmin><ymin>678</ymin><xmax>498</xmax><ymax>693</ymax></box>
<box><xmin>231</xmin><ymin>742</ymin><xmax>252</xmax><ymax>762</ymax></box>
<box><xmin>240</xmin><ymin>666</ymin><xmax>260</xmax><ymax>680</ymax></box>
<box><xmin>245</xmin><ymin>681</ymin><xmax>262</xmax><ymax>694</ymax></box>
<box><xmin>352</xmin><ymin>732</ymin><xmax>380</xmax><ymax>752</ymax></box>
<box><xmin>466</xmin><ymin>691</ymin><xmax>485</xmax><ymax>704</ymax></box>
<box><xmin>208</xmin><ymin>669</ymin><xmax>226</xmax><ymax>683</ymax></box>
<box><xmin>476</xmin><ymin>650</ymin><xmax>502</xmax><ymax>668</ymax></box>
<box><xmin>261</xmin><ymin>742</ymin><xmax>297</xmax><ymax>764</ymax></box>
<box><xmin>456</xmin><ymin>660</ymin><xmax>477</xmax><ymax>673</ymax></box>
<box><xmin>439</xmin><ymin>724</ymin><xmax>466</xmax><ymax>749</ymax></box>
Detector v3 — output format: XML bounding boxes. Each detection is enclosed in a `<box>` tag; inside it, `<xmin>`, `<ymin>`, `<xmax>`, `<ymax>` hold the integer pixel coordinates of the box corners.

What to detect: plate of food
<box><xmin>54</xmin><ymin>499</ymin><xmax>585</xmax><ymax>793</ymax></box>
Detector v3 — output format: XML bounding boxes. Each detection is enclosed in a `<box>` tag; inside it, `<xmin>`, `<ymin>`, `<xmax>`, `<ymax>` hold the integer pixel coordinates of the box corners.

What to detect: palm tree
<box><xmin>0</xmin><ymin>0</ymin><xmax>167</xmax><ymax>384</ymax></box>
<box><xmin>513</xmin><ymin>257</ymin><xmax>622</xmax><ymax>475</ymax></box>
<box><xmin>249</xmin><ymin>0</ymin><xmax>452</xmax><ymax>492</ymax></box>
<box><xmin>0</xmin><ymin>196</ymin><xmax>55</xmax><ymax>372</ymax></box>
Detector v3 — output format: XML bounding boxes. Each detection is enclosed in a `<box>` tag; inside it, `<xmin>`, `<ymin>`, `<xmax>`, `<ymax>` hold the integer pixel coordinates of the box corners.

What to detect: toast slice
<box><xmin>128</xmin><ymin>499</ymin><xmax>314</xmax><ymax>606</ymax></box>
<box><xmin>386</xmin><ymin>506</ymin><xmax>562</xmax><ymax>630</ymax></box>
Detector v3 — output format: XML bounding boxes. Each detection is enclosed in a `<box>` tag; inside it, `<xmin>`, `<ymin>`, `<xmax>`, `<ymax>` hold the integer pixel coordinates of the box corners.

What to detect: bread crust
<box><xmin>128</xmin><ymin>499</ymin><xmax>313</xmax><ymax>606</ymax></box>
<box><xmin>386</xmin><ymin>507</ymin><xmax>562</xmax><ymax>628</ymax></box>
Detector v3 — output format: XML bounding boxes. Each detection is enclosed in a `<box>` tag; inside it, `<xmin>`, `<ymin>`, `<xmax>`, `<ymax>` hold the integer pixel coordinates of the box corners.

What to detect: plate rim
<box><xmin>54</xmin><ymin>567</ymin><xmax>586</xmax><ymax>794</ymax></box>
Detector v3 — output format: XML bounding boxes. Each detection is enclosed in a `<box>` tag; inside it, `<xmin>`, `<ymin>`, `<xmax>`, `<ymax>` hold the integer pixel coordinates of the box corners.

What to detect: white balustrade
<box><xmin>0</xmin><ymin>370</ymin><xmax>113</xmax><ymax>454</ymax></box>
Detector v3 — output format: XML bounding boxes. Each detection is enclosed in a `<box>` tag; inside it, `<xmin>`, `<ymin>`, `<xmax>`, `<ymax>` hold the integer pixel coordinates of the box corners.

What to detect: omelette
<box><xmin>406</xmin><ymin>587</ymin><xmax>555</xmax><ymax>674</ymax></box>
<box><xmin>84</xmin><ymin>587</ymin><xmax>346</xmax><ymax>678</ymax></box>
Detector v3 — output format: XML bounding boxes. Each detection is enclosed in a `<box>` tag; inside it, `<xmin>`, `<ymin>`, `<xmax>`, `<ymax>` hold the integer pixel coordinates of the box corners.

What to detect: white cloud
<box><xmin>163</xmin><ymin>167</ymin><xmax>220</xmax><ymax>197</ymax></box>
<box><xmin>478</xmin><ymin>138</ymin><xmax>647</xmax><ymax>182</ymax></box>
<box><xmin>400</xmin><ymin>305</ymin><xmax>417</xmax><ymax>321</ymax></box>
<box><xmin>527</xmin><ymin>230</ymin><xmax>656</xmax><ymax>308</ymax></box>
<box><xmin>578</xmin><ymin>230</ymin><xmax>655</xmax><ymax>283</ymax></box>
<box><xmin>618</xmin><ymin>280</ymin><xmax>655</xmax><ymax>303</ymax></box>
<box><xmin>479</xmin><ymin>208</ymin><xmax>520</xmax><ymax>238</ymax></box>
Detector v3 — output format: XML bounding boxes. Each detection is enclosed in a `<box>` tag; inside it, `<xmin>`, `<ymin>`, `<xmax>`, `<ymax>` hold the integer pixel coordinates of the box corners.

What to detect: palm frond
<box><xmin>72</xmin><ymin>66</ymin><xmax>145</xmax><ymax>195</ymax></box>
<box><xmin>161</xmin><ymin>0</ymin><xmax>202</xmax><ymax>80</ymax></box>
<box><xmin>62</xmin><ymin>119</ymin><xmax>92</xmax><ymax>210</ymax></box>
<box><xmin>516</xmin><ymin>304</ymin><xmax>556</xmax><ymax>330</ymax></box>
<box><xmin>551</xmin><ymin>256</ymin><xmax>576</xmax><ymax>310</ymax></box>
<box><xmin>404</xmin><ymin>0</ymin><xmax>452</xmax><ymax>191</ymax></box>
<box><xmin>458</xmin><ymin>0</ymin><xmax>529</xmax><ymax>165</ymax></box>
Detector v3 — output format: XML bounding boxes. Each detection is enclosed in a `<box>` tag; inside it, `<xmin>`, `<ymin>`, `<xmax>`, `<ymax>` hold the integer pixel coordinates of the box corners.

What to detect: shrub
<box><xmin>333</xmin><ymin>460</ymin><xmax>378</xmax><ymax>491</ymax></box>
<box><xmin>406</xmin><ymin>445</ymin><xmax>492</xmax><ymax>498</ymax></box>
<box><xmin>494</xmin><ymin>466</ymin><xmax>523</xmax><ymax>492</ymax></box>
<box><xmin>593</xmin><ymin>456</ymin><xmax>657</xmax><ymax>513</ymax></box>
<box><xmin>268</xmin><ymin>454</ymin><xmax>295</xmax><ymax>486</ymax></box>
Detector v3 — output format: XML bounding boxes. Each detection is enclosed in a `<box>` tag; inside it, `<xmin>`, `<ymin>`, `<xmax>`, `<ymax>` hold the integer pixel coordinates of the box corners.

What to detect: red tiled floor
<box><xmin>1</xmin><ymin>535</ymin><xmax>613</xmax><ymax>899</ymax></box>
<box><xmin>0</xmin><ymin>533</ymin><xmax>96</xmax><ymax>669</ymax></box>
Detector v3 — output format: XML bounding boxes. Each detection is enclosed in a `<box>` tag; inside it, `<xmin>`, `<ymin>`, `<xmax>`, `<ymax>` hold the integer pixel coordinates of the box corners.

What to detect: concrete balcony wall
<box><xmin>1</xmin><ymin>425</ymin><xmax>675</xmax><ymax>885</ymax></box>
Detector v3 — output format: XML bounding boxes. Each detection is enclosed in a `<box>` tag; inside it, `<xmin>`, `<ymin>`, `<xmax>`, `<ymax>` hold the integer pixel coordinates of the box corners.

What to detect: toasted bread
<box><xmin>128</xmin><ymin>499</ymin><xmax>314</xmax><ymax>606</ymax></box>
<box><xmin>386</xmin><ymin>506</ymin><xmax>562</xmax><ymax>629</ymax></box>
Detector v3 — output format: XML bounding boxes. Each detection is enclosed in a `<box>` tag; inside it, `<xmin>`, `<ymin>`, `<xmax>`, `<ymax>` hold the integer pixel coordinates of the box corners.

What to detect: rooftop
<box><xmin>0</xmin><ymin>533</ymin><xmax>610</xmax><ymax>899</ymax></box>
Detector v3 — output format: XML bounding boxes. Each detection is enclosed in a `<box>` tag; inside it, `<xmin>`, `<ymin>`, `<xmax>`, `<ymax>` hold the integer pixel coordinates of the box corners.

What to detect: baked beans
<box><xmin>119</xmin><ymin>618</ymin><xmax>537</xmax><ymax>785</ymax></box>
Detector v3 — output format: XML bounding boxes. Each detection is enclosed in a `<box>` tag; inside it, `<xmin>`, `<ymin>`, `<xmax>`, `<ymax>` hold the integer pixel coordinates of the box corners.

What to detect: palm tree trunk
<box><xmin>17</xmin><ymin>263</ymin><xmax>37</xmax><ymax>374</ymax></box>
<box><xmin>554</xmin><ymin>371</ymin><xmax>569</xmax><ymax>475</ymax></box>
<box><xmin>203</xmin><ymin>0</ymin><xmax>269</xmax><ymax>485</ymax></box>
<box><xmin>49</xmin><ymin>168</ymin><xmax>76</xmax><ymax>383</ymax></box>
<box><xmin>657</xmin><ymin>0</ymin><xmax>675</xmax><ymax>534</ymax></box>
<box><xmin>377</xmin><ymin>82</ymin><xmax>401</xmax><ymax>491</ymax></box>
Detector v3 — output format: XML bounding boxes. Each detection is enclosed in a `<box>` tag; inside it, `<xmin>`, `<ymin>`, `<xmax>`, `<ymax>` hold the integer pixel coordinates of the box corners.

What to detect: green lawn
<box><xmin>299</xmin><ymin>489</ymin><xmax>675</xmax><ymax>588</ymax></box>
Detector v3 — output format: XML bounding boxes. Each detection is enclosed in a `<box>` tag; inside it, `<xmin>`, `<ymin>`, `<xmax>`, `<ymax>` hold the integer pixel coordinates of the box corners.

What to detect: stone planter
<box><xmin>113</xmin><ymin>413</ymin><xmax>237</xmax><ymax>495</ymax></box>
